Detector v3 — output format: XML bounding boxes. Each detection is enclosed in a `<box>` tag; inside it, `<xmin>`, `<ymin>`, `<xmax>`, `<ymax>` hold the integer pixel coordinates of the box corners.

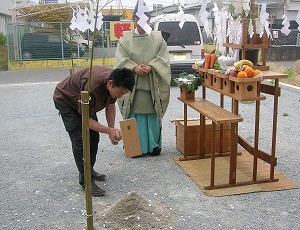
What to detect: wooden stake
<box><xmin>81</xmin><ymin>91</ymin><xmax>93</xmax><ymax>230</ymax></box>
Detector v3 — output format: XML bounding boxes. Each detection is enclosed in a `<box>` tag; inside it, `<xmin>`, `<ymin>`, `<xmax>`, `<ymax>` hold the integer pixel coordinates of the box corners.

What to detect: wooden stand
<box><xmin>223</xmin><ymin>17</ymin><xmax>270</xmax><ymax>71</ymax></box>
<box><xmin>178</xmin><ymin>97</ymin><xmax>243</xmax><ymax>189</ymax></box>
<box><xmin>190</xmin><ymin>65</ymin><xmax>288</xmax><ymax>190</ymax></box>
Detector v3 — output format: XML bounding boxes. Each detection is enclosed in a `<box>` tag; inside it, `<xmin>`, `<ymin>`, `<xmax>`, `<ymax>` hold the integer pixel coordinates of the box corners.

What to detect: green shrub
<box><xmin>0</xmin><ymin>45</ymin><xmax>8</xmax><ymax>70</ymax></box>
<box><xmin>0</xmin><ymin>33</ymin><xmax>7</xmax><ymax>45</ymax></box>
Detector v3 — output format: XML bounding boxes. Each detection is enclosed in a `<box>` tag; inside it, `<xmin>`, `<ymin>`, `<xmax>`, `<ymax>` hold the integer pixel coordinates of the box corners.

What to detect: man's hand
<box><xmin>134</xmin><ymin>64</ymin><xmax>152</xmax><ymax>76</ymax></box>
<box><xmin>88</xmin><ymin>118</ymin><xmax>121</xmax><ymax>145</ymax></box>
<box><xmin>142</xmin><ymin>65</ymin><xmax>152</xmax><ymax>73</ymax></box>
<box><xmin>108</xmin><ymin>128</ymin><xmax>122</xmax><ymax>145</ymax></box>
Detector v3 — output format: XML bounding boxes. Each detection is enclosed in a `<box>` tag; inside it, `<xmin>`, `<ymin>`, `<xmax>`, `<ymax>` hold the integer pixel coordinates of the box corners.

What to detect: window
<box><xmin>158</xmin><ymin>21</ymin><xmax>201</xmax><ymax>46</ymax></box>
<box><xmin>48</xmin><ymin>34</ymin><xmax>61</xmax><ymax>42</ymax></box>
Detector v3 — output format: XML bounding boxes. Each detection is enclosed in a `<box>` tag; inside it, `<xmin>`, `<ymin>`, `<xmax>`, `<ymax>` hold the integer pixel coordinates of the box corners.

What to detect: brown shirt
<box><xmin>53</xmin><ymin>66</ymin><xmax>116</xmax><ymax>116</ymax></box>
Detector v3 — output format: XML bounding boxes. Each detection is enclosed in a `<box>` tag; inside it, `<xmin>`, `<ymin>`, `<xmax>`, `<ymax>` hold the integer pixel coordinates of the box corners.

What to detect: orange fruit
<box><xmin>237</xmin><ymin>71</ymin><xmax>247</xmax><ymax>78</ymax></box>
<box><xmin>252</xmin><ymin>69</ymin><xmax>262</xmax><ymax>77</ymax></box>
<box><xmin>243</xmin><ymin>66</ymin><xmax>254</xmax><ymax>77</ymax></box>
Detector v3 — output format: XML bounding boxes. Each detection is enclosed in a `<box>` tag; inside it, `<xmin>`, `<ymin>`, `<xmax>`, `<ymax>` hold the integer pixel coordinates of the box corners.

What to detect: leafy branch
<box><xmin>173</xmin><ymin>72</ymin><xmax>203</xmax><ymax>93</ymax></box>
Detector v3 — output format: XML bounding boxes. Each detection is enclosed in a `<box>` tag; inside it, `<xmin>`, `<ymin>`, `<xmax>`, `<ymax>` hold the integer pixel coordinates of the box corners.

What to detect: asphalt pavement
<box><xmin>0</xmin><ymin>68</ymin><xmax>299</xmax><ymax>230</ymax></box>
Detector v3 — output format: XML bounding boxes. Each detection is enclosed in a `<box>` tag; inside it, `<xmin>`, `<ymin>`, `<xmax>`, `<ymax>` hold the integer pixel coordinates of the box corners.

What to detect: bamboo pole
<box><xmin>80</xmin><ymin>1</ymin><xmax>113</xmax><ymax>229</ymax></box>
<box><xmin>65</xmin><ymin>0</ymin><xmax>74</xmax><ymax>73</ymax></box>
<box><xmin>81</xmin><ymin>91</ymin><xmax>93</xmax><ymax>230</ymax></box>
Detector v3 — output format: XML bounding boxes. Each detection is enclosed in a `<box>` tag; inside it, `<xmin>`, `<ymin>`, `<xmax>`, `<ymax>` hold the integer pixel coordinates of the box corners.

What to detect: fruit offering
<box><xmin>232</xmin><ymin>59</ymin><xmax>262</xmax><ymax>78</ymax></box>
<box><xmin>233</xmin><ymin>59</ymin><xmax>253</xmax><ymax>71</ymax></box>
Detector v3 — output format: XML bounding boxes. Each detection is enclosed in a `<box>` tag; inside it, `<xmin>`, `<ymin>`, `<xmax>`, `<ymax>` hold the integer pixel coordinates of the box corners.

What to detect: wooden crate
<box><xmin>175</xmin><ymin>119</ymin><xmax>231</xmax><ymax>156</ymax></box>
<box><xmin>180</xmin><ymin>86</ymin><xmax>195</xmax><ymax>100</ymax></box>
<box><xmin>229</xmin><ymin>76</ymin><xmax>263</xmax><ymax>100</ymax></box>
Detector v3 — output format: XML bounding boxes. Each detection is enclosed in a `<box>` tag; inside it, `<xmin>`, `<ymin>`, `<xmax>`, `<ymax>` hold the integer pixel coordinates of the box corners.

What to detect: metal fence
<box><xmin>6</xmin><ymin>21</ymin><xmax>122</xmax><ymax>62</ymax></box>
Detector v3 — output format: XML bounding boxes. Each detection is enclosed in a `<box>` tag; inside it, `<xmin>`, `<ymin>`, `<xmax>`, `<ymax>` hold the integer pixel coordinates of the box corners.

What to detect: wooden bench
<box><xmin>178</xmin><ymin>97</ymin><xmax>243</xmax><ymax>189</ymax></box>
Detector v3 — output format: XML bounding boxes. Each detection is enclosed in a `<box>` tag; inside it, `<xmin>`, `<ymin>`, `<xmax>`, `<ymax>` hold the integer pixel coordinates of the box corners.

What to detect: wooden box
<box><xmin>175</xmin><ymin>119</ymin><xmax>231</xmax><ymax>156</ymax></box>
<box><xmin>229</xmin><ymin>76</ymin><xmax>263</xmax><ymax>100</ymax></box>
<box><xmin>120</xmin><ymin>118</ymin><xmax>142</xmax><ymax>158</ymax></box>
<box><xmin>180</xmin><ymin>86</ymin><xmax>195</xmax><ymax>100</ymax></box>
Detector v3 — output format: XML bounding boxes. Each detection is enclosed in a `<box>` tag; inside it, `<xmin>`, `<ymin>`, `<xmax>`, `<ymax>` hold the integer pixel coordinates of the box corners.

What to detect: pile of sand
<box><xmin>94</xmin><ymin>191</ymin><xmax>176</xmax><ymax>230</ymax></box>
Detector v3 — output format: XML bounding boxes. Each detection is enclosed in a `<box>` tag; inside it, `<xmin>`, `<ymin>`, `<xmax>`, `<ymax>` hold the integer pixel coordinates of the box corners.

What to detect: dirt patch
<box><xmin>94</xmin><ymin>192</ymin><xmax>176</xmax><ymax>230</ymax></box>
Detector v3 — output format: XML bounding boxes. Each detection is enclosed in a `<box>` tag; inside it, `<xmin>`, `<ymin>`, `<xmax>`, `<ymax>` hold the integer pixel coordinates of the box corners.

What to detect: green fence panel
<box><xmin>6</xmin><ymin>21</ymin><xmax>117</xmax><ymax>62</ymax></box>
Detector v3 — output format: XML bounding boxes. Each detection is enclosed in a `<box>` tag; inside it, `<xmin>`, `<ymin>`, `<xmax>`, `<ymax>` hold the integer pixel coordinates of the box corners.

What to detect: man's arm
<box><xmin>105</xmin><ymin>104</ymin><xmax>115</xmax><ymax>128</ymax></box>
<box><xmin>88</xmin><ymin>105</ymin><xmax>121</xmax><ymax>145</ymax></box>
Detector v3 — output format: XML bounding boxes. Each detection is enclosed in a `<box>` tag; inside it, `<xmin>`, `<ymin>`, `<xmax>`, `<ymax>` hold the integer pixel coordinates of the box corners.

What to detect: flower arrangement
<box><xmin>173</xmin><ymin>72</ymin><xmax>203</xmax><ymax>94</ymax></box>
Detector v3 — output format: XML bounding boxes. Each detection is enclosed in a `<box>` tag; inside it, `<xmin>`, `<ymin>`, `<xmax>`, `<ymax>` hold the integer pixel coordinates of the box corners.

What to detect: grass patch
<box><xmin>0</xmin><ymin>45</ymin><xmax>8</xmax><ymax>70</ymax></box>
<box><xmin>240</xmin><ymin>101</ymin><xmax>255</xmax><ymax>104</ymax></box>
<box><xmin>268</xmin><ymin>60</ymin><xmax>300</xmax><ymax>87</ymax></box>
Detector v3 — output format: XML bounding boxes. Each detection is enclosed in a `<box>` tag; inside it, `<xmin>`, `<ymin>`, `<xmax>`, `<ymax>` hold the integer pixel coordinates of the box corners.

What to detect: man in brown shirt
<box><xmin>53</xmin><ymin>66</ymin><xmax>135</xmax><ymax>196</ymax></box>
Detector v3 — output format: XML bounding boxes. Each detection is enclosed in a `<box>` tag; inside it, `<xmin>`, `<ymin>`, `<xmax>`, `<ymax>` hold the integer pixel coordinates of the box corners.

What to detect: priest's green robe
<box><xmin>114</xmin><ymin>30</ymin><xmax>171</xmax><ymax>154</ymax></box>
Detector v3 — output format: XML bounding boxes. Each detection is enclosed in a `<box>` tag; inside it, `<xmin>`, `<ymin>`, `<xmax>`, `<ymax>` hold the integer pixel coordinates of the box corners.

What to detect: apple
<box><xmin>229</xmin><ymin>69</ymin><xmax>238</xmax><ymax>77</ymax></box>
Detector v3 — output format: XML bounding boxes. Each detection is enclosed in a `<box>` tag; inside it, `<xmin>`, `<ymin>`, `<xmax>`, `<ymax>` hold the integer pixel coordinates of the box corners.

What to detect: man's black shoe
<box><xmin>149</xmin><ymin>147</ymin><xmax>161</xmax><ymax>156</ymax></box>
<box><xmin>80</xmin><ymin>179</ymin><xmax>105</xmax><ymax>197</ymax></box>
<box><xmin>91</xmin><ymin>169</ymin><xmax>106</xmax><ymax>181</ymax></box>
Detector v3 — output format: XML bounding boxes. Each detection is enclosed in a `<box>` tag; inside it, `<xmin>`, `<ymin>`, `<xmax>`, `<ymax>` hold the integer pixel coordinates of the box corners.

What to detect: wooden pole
<box><xmin>81</xmin><ymin>91</ymin><xmax>93</xmax><ymax>230</ymax></box>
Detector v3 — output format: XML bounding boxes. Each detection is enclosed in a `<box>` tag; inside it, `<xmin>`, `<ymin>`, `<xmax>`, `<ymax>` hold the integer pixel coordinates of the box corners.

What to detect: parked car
<box><xmin>64</xmin><ymin>34</ymin><xmax>92</xmax><ymax>52</ymax></box>
<box><xmin>21</xmin><ymin>32</ymin><xmax>85</xmax><ymax>60</ymax></box>
<box><xmin>151</xmin><ymin>13</ymin><xmax>204</xmax><ymax>75</ymax></box>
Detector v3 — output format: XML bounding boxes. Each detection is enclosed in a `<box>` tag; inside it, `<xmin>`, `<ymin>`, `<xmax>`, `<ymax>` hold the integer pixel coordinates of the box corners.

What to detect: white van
<box><xmin>150</xmin><ymin>13</ymin><xmax>204</xmax><ymax>75</ymax></box>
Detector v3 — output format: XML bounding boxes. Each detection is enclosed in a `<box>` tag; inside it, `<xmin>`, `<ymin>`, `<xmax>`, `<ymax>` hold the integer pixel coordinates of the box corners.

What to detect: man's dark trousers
<box><xmin>54</xmin><ymin>101</ymin><xmax>99</xmax><ymax>181</ymax></box>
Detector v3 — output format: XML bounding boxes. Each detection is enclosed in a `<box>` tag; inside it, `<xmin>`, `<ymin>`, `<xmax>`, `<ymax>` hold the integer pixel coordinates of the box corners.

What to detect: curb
<box><xmin>279</xmin><ymin>82</ymin><xmax>300</xmax><ymax>94</ymax></box>
<box><xmin>264</xmin><ymin>80</ymin><xmax>300</xmax><ymax>94</ymax></box>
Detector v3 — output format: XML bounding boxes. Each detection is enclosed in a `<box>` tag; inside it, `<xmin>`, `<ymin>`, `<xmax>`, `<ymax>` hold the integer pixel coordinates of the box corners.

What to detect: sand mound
<box><xmin>94</xmin><ymin>191</ymin><xmax>176</xmax><ymax>230</ymax></box>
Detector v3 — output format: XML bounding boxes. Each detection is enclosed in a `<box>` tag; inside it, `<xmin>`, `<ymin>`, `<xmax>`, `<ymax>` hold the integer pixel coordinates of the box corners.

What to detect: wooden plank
<box><xmin>119</xmin><ymin>118</ymin><xmax>142</xmax><ymax>158</ymax></box>
<box><xmin>262</xmin><ymin>70</ymin><xmax>288</xmax><ymax>79</ymax></box>
<box><xmin>204</xmin><ymin>178</ymin><xmax>279</xmax><ymax>190</ymax></box>
<box><xmin>202</xmin><ymin>84</ymin><xmax>267</xmax><ymax>101</ymax></box>
<box><xmin>178</xmin><ymin>97</ymin><xmax>243</xmax><ymax>124</ymax></box>
<box><xmin>238</xmin><ymin>136</ymin><xmax>277</xmax><ymax>165</ymax></box>
<box><xmin>223</xmin><ymin>43</ymin><xmax>242</xmax><ymax>49</ymax></box>
<box><xmin>260</xmin><ymin>83</ymin><xmax>281</xmax><ymax>96</ymax></box>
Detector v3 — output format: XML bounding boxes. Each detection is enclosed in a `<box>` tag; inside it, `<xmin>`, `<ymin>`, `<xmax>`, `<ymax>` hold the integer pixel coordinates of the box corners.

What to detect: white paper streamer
<box><xmin>69</xmin><ymin>11</ymin><xmax>78</xmax><ymax>30</ymax></box>
<box><xmin>227</xmin><ymin>18</ymin><xmax>242</xmax><ymax>45</ymax></box>
<box><xmin>281</xmin><ymin>14</ymin><xmax>291</xmax><ymax>36</ymax></box>
<box><xmin>212</xmin><ymin>3</ymin><xmax>226</xmax><ymax>53</ymax></box>
<box><xmin>96</xmin><ymin>11</ymin><xmax>104</xmax><ymax>31</ymax></box>
<box><xmin>199</xmin><ymin>0</ymin><xmax>212</xmax><ymax>38</ymax></box>
<box><xmin>68</xmin><ymin>2</ymin><xmax>103</xmax><ymax>32</ymax></box>
<box><xmin>248</xmin><ymin>19</ymin><xmax>254</xmax><ymax>38</ymax></box>
<box><xmin>88</xmin><ymin>8</ymin><xmax>96</xmax><ymax>31</ymax></box>
<box><xmin>77</xmin><ymin>8</ymin><xmax>89</xmax><ymax>32</ymax></box>
<box><xmin>259</xmin><ymin>3</ymin><xmax>271</xmax><ymax>38</ymax></box>
<box><xmin>230</xmin><ymin>0</ymin><xmax>250</xmax><ymax>17</ymax></box>
<box><xmin>178</xmin><ymin>6</ymin><xmax>186</xmax><ymax>29</ymax></box>
<box><xmin>136</xmin><ymin>0</ymin><xmax>152</xmax><ymax>35</ymax></box>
